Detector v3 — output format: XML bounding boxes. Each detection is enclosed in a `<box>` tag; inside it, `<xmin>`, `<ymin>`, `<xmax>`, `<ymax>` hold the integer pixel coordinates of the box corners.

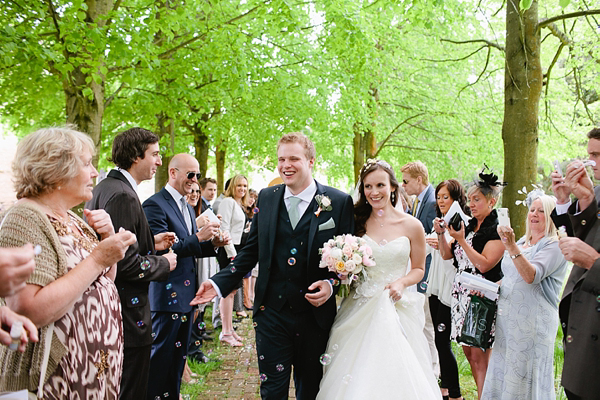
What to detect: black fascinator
<box><xmin>475</xmin><ymin>164</ymin><xmax>506</xmax><ymax>196</ymax></box>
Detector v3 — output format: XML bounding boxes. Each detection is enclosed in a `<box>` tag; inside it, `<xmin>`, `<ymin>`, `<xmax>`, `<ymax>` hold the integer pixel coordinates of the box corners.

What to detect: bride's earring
<box><xmin>391</xmin><ymin>191</ymin><xmax>396</xmax><ymax>204</ymax></box>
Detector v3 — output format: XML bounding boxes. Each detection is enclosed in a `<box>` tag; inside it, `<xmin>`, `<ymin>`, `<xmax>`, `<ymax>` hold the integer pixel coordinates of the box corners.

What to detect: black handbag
<box><xmin>448</xmin><ymin>212</ymin><xmax>464</xmax><ymax>231</ymax></box>
<box><xmin>458</xmin><ymin>294</ymin><xmax>497</xmax><ymax>349</ymax></box>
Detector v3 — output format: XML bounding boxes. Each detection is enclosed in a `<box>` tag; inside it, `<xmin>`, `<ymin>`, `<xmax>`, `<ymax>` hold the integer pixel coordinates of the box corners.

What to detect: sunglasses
<box><xmin>175</xmin><ymin>168</ymin><xmax>201</xmax><ymax>180</ymax></box>
<box><xmin>191</xmin><ymin>189</ymin><xmax>201</xmax><ymax>193</ymax></box>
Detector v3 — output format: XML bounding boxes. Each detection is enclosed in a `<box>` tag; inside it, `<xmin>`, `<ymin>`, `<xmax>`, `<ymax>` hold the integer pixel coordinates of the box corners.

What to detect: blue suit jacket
<box><xmin>416</xmin><ymin>184</ymin><xmax>437</xmax><ymax>234</ymax></box>
<box><xmin>143</xmin><ymin>187</ymin><xmax>216</xmax><ymax>313</ymax></box>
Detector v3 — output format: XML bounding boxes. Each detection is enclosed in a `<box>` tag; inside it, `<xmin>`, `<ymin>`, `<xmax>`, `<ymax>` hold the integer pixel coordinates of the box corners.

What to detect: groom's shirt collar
<box><xmin>284</xmin><ymin>180</ymin><xmax>317</xmax><ymax>217</ymax></box>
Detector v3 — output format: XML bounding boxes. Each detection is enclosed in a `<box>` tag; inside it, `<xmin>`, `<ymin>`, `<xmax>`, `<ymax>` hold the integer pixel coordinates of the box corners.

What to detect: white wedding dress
<box><xmin>317</xmin><ymin>236</ymin><xmax>441</xmax><ymax>399</ymax></box>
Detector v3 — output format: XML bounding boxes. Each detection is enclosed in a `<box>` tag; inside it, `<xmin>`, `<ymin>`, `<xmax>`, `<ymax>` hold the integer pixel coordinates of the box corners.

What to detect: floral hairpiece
<box><xmin>515</xmin><ymin>184</ymin><xmax>546</xmax><ymax>207</ymax></box>
<box><xmin>362</xmin><ymin>159</ymin><xmax>393</xmax><ymax>173</ymax></box>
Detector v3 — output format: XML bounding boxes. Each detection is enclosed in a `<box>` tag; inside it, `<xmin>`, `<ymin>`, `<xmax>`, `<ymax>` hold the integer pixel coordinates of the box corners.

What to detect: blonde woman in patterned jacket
<box><xmin>0</xmin><ymin>126</ymin><xmax>135</xmax><ymax>399</ymax></box>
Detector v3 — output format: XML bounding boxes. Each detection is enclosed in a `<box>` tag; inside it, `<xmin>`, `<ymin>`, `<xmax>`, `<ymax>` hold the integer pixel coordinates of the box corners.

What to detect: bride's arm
<box><xmin>385</xmin><ymin>219</ymin><xmax>426</xmax><ymax>300</ymax></box>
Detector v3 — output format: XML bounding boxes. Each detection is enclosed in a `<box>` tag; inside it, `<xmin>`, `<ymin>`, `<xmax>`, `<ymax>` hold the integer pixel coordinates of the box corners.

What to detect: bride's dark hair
<box><xmin>354</xmin><ymin>160</ymin><xmax>400</xmax><ymax>237</ymax></box>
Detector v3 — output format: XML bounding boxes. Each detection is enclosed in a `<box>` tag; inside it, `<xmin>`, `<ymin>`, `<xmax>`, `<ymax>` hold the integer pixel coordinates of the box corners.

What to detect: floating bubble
<box><xmin>137</xmin><ymin>320</ymin><xmax>144</xmax><ymax>327</ymax></box>
<box><xmin>419</xmin><ymin>282</ymin><xmax>428</xmax><ymax>291</ymax></box>
<box><xmin>566</xmin><ymin>335</ymin><xmax>573</xmax><ymax>343</ymax></box>
<box><xmin>181</xmin><ymin>315</ymin><xmax>187</xmax><ymax>322</ymax></box>
<box><xmin>290</xmin><ymin>248</ymin><xmax>298</xmax><ymax>255</ymax></box>
<box><xmin>260</xmin><ymin>305</ymin><xmax>265</xmax><ymax>311</ymax></box>
<box><xmin>377</xmin><ymin>209</ymin><xmax>384</xmax><ymax>217</ymax></box>
<box><xmin>175</xmin><ymin>341</ymin><xmax>181</xmax><ymax>348</ymax></box>
<box><xmin>597</xmin><ymin>295</ymin><xmax>600</xmax><ymax>303</ymax></box>
<box><xmin>173</xmin><ymin>299</ymin><xmax>178</xmax><ymax>304</ymax></box>
<box><xmin>253</xmin><ymin>207</ymin><xmax>259</xmax><ymax>214</ymax></box>
<box><xmin>319</xmin><ymin>353</ymin><xmax>332</xmax><ymax>366</ymax></box>
<box><xmin>378</xmin><ymin>239</ymin><xmax>388</xmax><ymax>246</ymax></box>
<box><xmin>141</xmin><ymin>260</ymin><xmax>150</xmax><ymax>270</ymax></box>
<box><xmin>166</xmin><ymin>283</ymin><xmax>172</xmax><ymax>290</ymax></box>
<box><xmin>139</xmin><ymin>273</ymin><xmax>144</xmax><ymax>278</ymax></box>
<box><xmin>253</xmin><ymin>322</ymin><xmax>258</xmax><ymax>328</ymax></box>
<box><xmin>231</xmin><ymin>266</ymin><xmax>237</xmax><ymax>273</ymax></box>
<box><xmin>163</xmin><ymin>393</ymin><xmax>169</xmax><ymax>398</ymax></box>
<box><xmin>259</xmin><ymin>355</ymin><xmax>265</xmax><ymax>360</ymax></box>
<box><xmin>306</xmin><ymin>117</ymin><xmax>313</xmax><ymax>125</ymax></box>
<box><xmin>259</xmin><ymin>374</ymin><xmax>268</xmax><ymax>382</ymax></box>
<box><xmin>171</xmin><ymin>292</ymin><xmax>177</xmax><ymax>298</ymax></box>
<box><xmin>331</xmin><ymin>344</ymin><xmax>339</xmax><ymax>351</ymax></box>
<box><xmin>171</xmin><ymin>314</ymin><xmax>178</xmax><ymax>320</ymax></box>
<box><xmin>184</xmin><ymin>280</ymin><xmax>191</xmax><ymax>286</ymax></box>
<box><xmin>276</xmin><ymin>364</ymin><xmax>284</xmax><ymax>372</ymax></box>
<box><xmin>342</xmin><ymin>374</ymin><xmax>352</xmax><ymax>384</ymax></box>
<box><xmin>131</xmin><ymin>297</ymin><xmax>139</xmax><ymax>305</ymax></box>
<box><xmin>437</xmin><ymin>323</ymin><xmax>446</xmax><ymax>332</ymax></box>
<box><xmin>195</xmin><ymin>340</ymin><xmax>201</xmax><ymax>346</ymax></box>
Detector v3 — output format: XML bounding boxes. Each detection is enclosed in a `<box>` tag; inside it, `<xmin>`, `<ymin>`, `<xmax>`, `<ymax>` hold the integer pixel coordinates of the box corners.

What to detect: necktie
<box><xmin>288</xmin><ymin>196</ymin><xmax>302</xmax><ymax>229</ymax></box>
<box><xmin>412</xmin><ymin>198</ymin><xmax>419</xmax><ymax>217</ymax></box>
<box><xmin>181</xmin><ymin>196</ymin><xmax>192</xmax><ymax>234</ymax></box>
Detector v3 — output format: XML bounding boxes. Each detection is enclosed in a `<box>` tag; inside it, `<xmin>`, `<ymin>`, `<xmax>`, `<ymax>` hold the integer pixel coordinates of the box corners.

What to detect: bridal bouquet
<box><xmin>319</xmin><ymin>234</ymin><xmax>376</xmax><ymax>297</ymax></box>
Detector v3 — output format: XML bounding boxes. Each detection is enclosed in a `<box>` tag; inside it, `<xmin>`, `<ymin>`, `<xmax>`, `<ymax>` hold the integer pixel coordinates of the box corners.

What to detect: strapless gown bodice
<box><xmin>316</xmin><ymin>235</ymin><xmax>441</xmax><ymax>399</ymax></box>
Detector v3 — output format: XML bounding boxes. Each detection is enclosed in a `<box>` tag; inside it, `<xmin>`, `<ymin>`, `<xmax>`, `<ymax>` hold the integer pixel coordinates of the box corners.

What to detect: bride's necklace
<box><xmin>372</xmin><ymin>209</ymin><xmax>389</xmax><ymax>246</ymax></box>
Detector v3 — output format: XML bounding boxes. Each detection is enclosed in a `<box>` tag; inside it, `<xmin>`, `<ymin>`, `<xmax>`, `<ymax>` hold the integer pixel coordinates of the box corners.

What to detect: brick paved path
<box><xmin>195</xmin><ymin>316</ymin><xmax>295</xmax><ymax>399</ymax></box>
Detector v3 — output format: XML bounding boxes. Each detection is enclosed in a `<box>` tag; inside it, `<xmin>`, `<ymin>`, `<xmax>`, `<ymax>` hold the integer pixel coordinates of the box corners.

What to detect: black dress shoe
<box><xmin>200</xmin><ymin>333</ymin><xmax>213</xmax><ymax>341</ymax></box>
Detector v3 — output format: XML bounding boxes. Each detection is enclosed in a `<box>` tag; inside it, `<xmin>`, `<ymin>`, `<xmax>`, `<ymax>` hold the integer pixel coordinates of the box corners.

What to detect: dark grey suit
<box><xmin>559</xmin><ymin>186</ymin><xmax>600</xmax><ymax>399</ymax></box>
<box><xmin>85</xmin><ymin>169</ymin><xmax>170</xmax><ymax>399</ymax></box>
<box><xmin>414</xmin><ymin>184</ymin><xmax>437</xmax><ymax>292</ymax></box>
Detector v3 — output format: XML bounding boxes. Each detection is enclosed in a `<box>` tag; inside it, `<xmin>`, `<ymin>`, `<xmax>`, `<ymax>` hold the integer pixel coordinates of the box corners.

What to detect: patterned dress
<box><xmin>450</xmin><ymin>211</ymin><xmax>502</xmax><ymax>348</ymax></box>
<box><xmin>42</xmin><ymin>215</ymin><xmax>123</xmax><ymax>399</ymax></box>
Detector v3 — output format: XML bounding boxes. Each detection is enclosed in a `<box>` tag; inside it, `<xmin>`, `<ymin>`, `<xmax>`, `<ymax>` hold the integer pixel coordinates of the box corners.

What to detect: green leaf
<box><xmin>82</xmin><ymin>87</ymin><xmax>93</xmax><ymax>100</ymax></box>
<box><xmin>77</xmin><ymin>11</ymin><xmax>87</xmax><ymax>21</ymax></box>
<box><xmin>519</xmin><ymin>0</ymin><xmax>533</xmax><ymax>10</ymax></box>
<box><xmin>559</xmin><ymin>0</ymin><xmax>570</xmax><ymax>8</ymax></box>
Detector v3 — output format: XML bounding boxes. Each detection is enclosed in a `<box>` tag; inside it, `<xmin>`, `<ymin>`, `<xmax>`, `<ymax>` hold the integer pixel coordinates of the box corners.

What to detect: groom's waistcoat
<box><xmin>263</xmin><ymin>197</ymin><xmax>313</xmax><ymax>312</ymax></box>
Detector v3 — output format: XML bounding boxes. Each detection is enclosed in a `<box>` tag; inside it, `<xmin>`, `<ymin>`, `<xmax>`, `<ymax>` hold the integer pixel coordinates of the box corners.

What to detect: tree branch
<box><xmin>538</xmin><ymin>9</ymin><xmax>600</xmax><ymax>30</ymax></box>
<box><xmin>544</xmin><ymin>43</ymin><xmax>565</xmax><ymax>97</ymax></box>
<box><xmin>46</xmin><ymin>0</ymin><xmax>63</xmax><ymax>44</ymax></box>
<box><xmin>104</xmin><ymin>82</ymin><xmax>126</xmax><ymax>108</ymax></box>
<box><xmin>375</xmin><ymin>113</ymin><xmax>426</xmax><ymax>156</ymax></box>
<box><xmin>384</xmin><ymin>144</ymin><xmax>449</xmax><ymax>152</ymax></box>
<box><xmin>158</xmin><ymin>3</ymin><xmax>263</xmax><ymax>60</ymax></box>
<box><xmin>441</xmin><ymin>38</ymin><xmax>504</xmax><ymax>52</ymax></box>
<box><xmin>422</xmin><ymin>45</ymin><xmax>487</xmax><ymax>63</ymax></box>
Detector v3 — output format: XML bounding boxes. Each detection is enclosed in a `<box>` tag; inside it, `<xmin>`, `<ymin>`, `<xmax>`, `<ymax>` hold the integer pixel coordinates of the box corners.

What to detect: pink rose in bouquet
<box><xmin>318</xmin><ymin>234</ymin><xmax>376</xmax><ymax>297</ymax></box>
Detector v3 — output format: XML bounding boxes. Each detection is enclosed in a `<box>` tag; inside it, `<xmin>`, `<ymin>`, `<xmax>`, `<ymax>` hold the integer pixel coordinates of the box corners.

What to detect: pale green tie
<box><xmin>288</xmin><ymin>196</ymin><xmax>302</xmax><ymax>229</ymax></box>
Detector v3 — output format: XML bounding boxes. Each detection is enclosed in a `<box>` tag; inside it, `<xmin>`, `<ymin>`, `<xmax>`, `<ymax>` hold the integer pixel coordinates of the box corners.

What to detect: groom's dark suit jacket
<box><xmin>553</xmin><ymin>186</ymin><xmax>600</xmax><ymax>398</ymax></box>
<box><xmin>212</xmin><ymin>181</ymin><xmax>354</xmax><ymax>330</ymax></box>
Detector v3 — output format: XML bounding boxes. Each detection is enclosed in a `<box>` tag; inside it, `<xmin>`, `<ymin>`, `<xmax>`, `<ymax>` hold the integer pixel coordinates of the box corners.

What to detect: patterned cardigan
<box><xmin>0</xmin><ymin>202</ymin><xmax>94</xmax><ymax>392</ymax></box>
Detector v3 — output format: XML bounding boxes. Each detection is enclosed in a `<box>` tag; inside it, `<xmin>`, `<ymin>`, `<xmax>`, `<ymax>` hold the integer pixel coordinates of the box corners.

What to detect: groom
<box><xmin>192</xmin><ymin>132</ymin><xmax>354</xmax><ymax>399</ymax></box>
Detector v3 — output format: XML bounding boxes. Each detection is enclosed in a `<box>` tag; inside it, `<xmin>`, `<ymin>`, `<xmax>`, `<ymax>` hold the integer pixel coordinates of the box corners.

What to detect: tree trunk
<box><xmin>215</xmin><ymin>138</ymin><xmax>227</xmax><ymax>194</ymax></box>
<box><xmin>353</xmin><ymin>123</ymin><xmax>365</xmax><ymax>185</ymax></box>
<box><xmin>191</xmin><ymin>113</ymin><xmax>211</xmax><ymax>178</ymax></box>
<box><xmin>154</xmin><ymin>113</ymin><xmax>173</xmax><ymax>192</ymax></box>
<box><xmin>502</xmin><ymin>0</ymin><xmax>543</xmax><ymax>238</ymax></box>
<box><xmin>63</xmin><ymin>0</ymin><xmax>113</xmax><ymax>167</ymax></box>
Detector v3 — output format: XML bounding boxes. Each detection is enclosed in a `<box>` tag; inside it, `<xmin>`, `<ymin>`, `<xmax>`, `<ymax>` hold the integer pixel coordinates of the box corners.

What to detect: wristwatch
<box><xmin>510</xmin><ymin>253</ymin><xmax>522</xmax><ymax>259</ymax></box>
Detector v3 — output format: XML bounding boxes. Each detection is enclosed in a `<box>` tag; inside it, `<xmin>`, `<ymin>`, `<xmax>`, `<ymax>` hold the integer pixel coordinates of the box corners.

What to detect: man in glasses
<box><xmin>142</xmin><ymin>153</ymin><xmax>230</xmax><ymax>400</ymax></box>
<box><xmin>86</xmin><ymin>127</ymin><xmax>178</xmax><ymax>399</ymax></box>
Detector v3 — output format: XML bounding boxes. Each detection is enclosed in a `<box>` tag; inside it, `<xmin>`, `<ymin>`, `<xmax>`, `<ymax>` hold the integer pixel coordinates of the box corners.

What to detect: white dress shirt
<box><xmin>116</xmin><ymin>168</ymin><xmax>139</xmax><ymax>195</ymax></box>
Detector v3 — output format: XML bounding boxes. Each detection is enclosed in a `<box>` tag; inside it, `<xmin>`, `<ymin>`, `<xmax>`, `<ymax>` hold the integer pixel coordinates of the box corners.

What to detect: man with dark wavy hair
<box><xmin>86</xmin><ymin>127</ymin><xmax>177</xmax><ymax>399</ymax></box>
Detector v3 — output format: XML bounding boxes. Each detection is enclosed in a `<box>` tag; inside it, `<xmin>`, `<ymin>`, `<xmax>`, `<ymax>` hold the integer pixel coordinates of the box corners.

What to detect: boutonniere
<box><xmin>315</xmin><ymin>195</ymin><xmax>332</xmax><ymax>217</ymax></box>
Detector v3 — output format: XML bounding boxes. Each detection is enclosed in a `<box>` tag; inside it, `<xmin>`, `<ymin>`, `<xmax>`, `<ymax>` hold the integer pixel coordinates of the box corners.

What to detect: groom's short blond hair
<box><xmin>277</xmin><ymin>132</ymin><xmax>316</xmax><ymax>161</ymax></box>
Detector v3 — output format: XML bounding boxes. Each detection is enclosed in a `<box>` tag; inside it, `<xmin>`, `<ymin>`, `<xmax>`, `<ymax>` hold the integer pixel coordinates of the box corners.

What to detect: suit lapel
<box><xmin>416</xmin><ymin>185</ymin><xmax>431</xmax><ymax>220</ymax></box>
<box><xmin>306</xmin><ymin>181</ymin><xmax>325</xmax><ymax>260</ymax></box>
<box><xmin>161</xmin><ymin>188</ymin><xmax>188</xmax><ymax>229</ymax></box>
<box><xmin>267</xmin><ymin>185</ymin><xmax>285</xmax><ymax>261</ymax></box>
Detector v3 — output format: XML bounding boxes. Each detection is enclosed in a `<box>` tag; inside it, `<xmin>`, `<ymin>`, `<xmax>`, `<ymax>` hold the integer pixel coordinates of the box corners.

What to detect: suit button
<box><xmin>562</xmin><ymin>322</ymin><xmax>566</xmax><ymax>328</ymax></box>
<box><xmin>592</xmin><ymin>334</ymin><xmax>599</xmax><ymax>341</ymax></box>
<box><xmin>582</xmin><ymin>220</ymin><xmax>587</xmax><ymax>226</ymax></box>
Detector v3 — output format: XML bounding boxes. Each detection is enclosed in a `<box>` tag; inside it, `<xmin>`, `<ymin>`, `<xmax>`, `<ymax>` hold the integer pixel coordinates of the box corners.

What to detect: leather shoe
<box><xmin>200</xmin><ymin>333</ymin><xmax>213</xmax><ymax>341</ymax></box>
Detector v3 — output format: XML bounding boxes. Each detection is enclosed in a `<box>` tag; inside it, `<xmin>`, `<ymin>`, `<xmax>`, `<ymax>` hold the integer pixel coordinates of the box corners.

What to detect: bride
<box><xmin>317</xmin><ymin>160</ymin><xmax>441</xmax><ymax>399</ymax></box>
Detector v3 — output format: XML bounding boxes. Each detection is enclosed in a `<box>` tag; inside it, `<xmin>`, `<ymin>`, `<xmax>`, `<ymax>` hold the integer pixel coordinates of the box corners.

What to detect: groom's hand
<box><xmin>190</xmin><ymin>281</ymin><xmax>217</xmax><ymax>306</ymax></box>
<box><xmin>305</xmin><ymin>280</ymin><xmax>331</xmax><ymax>307</ymax></box>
